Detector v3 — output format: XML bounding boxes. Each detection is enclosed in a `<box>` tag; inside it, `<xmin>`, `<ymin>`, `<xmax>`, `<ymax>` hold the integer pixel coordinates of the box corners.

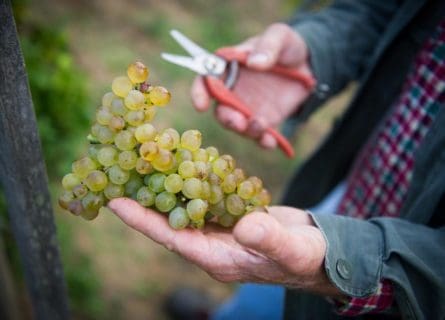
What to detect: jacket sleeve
<box><xmin>310</xmin><ymin>213</ymin><xmax>445</xmax><ymax>319</ymax></box>
<box><xmin>287</xmin><ymin>0</ymin><xmax>402</xmax><ymax>120</ymax></box>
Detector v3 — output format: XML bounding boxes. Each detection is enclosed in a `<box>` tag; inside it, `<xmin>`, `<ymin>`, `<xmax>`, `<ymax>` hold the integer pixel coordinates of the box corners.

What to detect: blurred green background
<box><xmin>1</xmin><ymin>0</ymin><xmax>349</xmax><ymax>319</ymax></box>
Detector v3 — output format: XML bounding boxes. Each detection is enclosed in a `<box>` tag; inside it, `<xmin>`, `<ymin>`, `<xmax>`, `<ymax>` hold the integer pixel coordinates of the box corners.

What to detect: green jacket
<box><xmin>283</xmin><ymin>1</ymin><xmax>445</xmax><ymax>319</ymax></box>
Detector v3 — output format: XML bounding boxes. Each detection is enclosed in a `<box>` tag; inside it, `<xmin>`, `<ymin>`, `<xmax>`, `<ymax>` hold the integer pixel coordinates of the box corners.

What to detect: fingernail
<box><xmin>248</xmin><ymin>53</ymin><xmax>269</xmax><ymax>66</ymax></box>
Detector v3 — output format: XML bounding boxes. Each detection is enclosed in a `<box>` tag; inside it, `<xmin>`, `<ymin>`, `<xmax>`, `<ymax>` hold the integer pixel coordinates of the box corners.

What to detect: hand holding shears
<box><xmin>161</xmin><ymin>27</ymin><xmax>316</xmax><ymax>158</ymax></box>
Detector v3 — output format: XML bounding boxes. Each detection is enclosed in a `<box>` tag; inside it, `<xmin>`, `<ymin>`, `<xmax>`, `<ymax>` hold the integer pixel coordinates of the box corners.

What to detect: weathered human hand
<box><xmin>191</xmin><ymin>23</ymin><xmax>313</xmax><ymax>149</ymax></box>
<box><xmin>109</xmin><ymin>198</ymin><xmax>341</xmax><ymax>297</ymax></box>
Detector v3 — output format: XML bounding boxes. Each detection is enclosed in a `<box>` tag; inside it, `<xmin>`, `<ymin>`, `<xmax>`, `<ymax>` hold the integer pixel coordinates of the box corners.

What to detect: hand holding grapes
<box><xmin>191</xmin><ymin>23</ymin><xmax>313</xmax><ymax>148</ymax></box>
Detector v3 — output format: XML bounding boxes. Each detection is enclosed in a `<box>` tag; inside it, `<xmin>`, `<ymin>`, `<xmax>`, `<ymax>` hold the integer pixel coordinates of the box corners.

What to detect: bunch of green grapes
<box><xmin>59</xmin><ymin>61</ymin><xmax>271</xmax><ymax>229</ymax></box>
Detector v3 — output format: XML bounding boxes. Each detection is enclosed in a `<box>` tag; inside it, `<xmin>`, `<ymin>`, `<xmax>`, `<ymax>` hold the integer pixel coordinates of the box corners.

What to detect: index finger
<box><xmin>191</xmin><ymin>76</ymin><xmax>211</xmax><ymax>112</ymax></box>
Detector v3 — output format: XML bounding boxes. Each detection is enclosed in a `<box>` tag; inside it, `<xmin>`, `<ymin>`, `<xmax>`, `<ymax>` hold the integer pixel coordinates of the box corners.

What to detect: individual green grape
<box><xmin>191</xmin><ymin>219</ymin><xmax>205</xmax><ymax>229</ymax></box>
<box><xmin>135</xmin><ymin>123</ymin><xmax>157</xmax><ymax>143</ymax></box>
<box><xmin>247</xmin><ymin>176</ymin><xmax>263</xmax><ymax>194</ymax></box>
<box><xmin>200</xmin><ymin>181</ymin><xmax>211</xmax><ymax>200</ymax></box>
<box><xmin>104</xmin><ymin>183</ymin><xmax>125</xmax><ymax>200</ymax></box>
<box><xmin>218</xmin><ymin>213</ymin><xmax>236</xmax><ymax>227</ymax></box>
<box><xmin>221</xmin><ymin>174</ymin><xmax>237</xmax><ymax>194</ymax></box>
<box><xmin>110</xmin><ymin>98</ymin><xmax>128</xmax><ymax>116</ymax></box>
<box><xmin>136</xmin><ymin>186</ymin><xmax>156</xmax><ymax>207</ymax></box>
<box><xmin>168</xmin><ymin>207</ymin><xmax>189</xmax><ymax>230</ymax></box>
<box><xmin>127</xmin><ymin>61</ymin><xmax>149</xmax><ymax>84</ymax></box>
<box><xmin>96</xmin><ymin>107</ymin><xmax>113</xmax><ymax>125</ymax></box>
<box><xmin>109</xmin><ymin>116</ymin><xmax>126</xmax><ymax>131</ymax></box>
<box><xmin>186</xmin><ymin>199</ymin><xmax>208</xmax><ymax>221</ymax></box>
<box><xmin>208</xmin><ymin>184</ymin><xmax>223</xmax><ymax>204</ymax></box>
<box><xmin>88</xmin><ymin>145</ymin><xmax>101</xmax><ymax>161</ymax></box>
<box><xmin>206</xmin><ymin>146</ymin><xmax>219</xmax><ymax>161</ymax></box>
<box><xmin>81</xmin><ymin>192</ymin><xmax>104</xmax><ymax>215</ymax></box>
<box><xmin>158</xmin><ymin>128</ymin><xmax>180</xmax><ymax>150</ymax></box>
<box><xmin>96</xmin><ymin>125</ymin><xmax>115</xmax><ymax>144</ymax></box>
<box><xmin>178</xmin><ymin>160</ymin><xmax>196</xmax><ymax>178</ymax></box>
<box><xmin>139</xmin><ymin>141</ymin><xmax>159</xmax><ymax>161</ymax></box>
<box><xmin>108</xmin><ymin>164</ymin><xmax>130</xmax><ymax>185</ymax></box>
<box><xmin>148</xmin><ymin>86</ymin><xmax>171</xmax><ymax>106</ymax></box>
<box><xmin>208</xmin><ymin>172</ymin><xmax>222</xmax><ymax>185</ymax></box>
<box><xmin>118</xmin><ymin>150</ymin><xmax>138</xmax><ymax>170</ymax></box>
<box><xmin>233</xmin><ymin>168</ymin><xmax>246</xmax><ymax>185</ymax></box>
<box><xmin>114</xmin><ymin>130</ymin><xmax>137</xmax><ymax>151</ymax></box>
<box><xmin>73</xmin><ymin>184</ymin><xmax>88</xmax><ymax>199</ymax></box>
<box><xmin>147</xmin><ymin>173</ymin><xmax>166</xmax><ymax>193</ymax></box>
<box><xmin>194</xmin><ymin>161</ymin><xmax>209</xmax><ymax>180</ymax></box>
<box><xmin>124</xmin><ymin>172</ymin><xmax>144</xmax><ymax>196</ymax></box>
<box><xmin>221</xmin><ymin>155</ymin><xmax>236</xmax><ymax>172</ymax></box>
<box><xmin>152</xmin><ymin>149</ymin><xmax>175</xmax><ymax>172</ymax></box>
<box><xmin>209</xmin><ymin>200</ymin><xmax>227</xmax><ymax>217</ymax></box>
<box><xmin>143</xmin><ymin>106</ymin><xmax>157</xmax><ymax>122</ymax></box>
<box><xmin>212</xmin><ymin>157</ymin><xmax>231</xmax><ymax>179</ymax></box>
<box><xmin>102</xmin><ymin>92</ymin><xmax>115</xmax><ymax>107</ymax></box>
<box><xmin>62</xmin><ymin>173</ymin><xmax>81</xmax><ymax>190</ymax></box>
<box><xmin>175</xmin><ymin>148</ymin><xmax>193</xmax><ymax>163</ymax></box>
<box><xmin>180</xmin><ymin>130</ymin><xmax>202</xmax><ymax>151</ymax></box>
<box><xmin>72</xmin><ymin>157</ymin><xmax>97</xmax><ymax>179</ymax></box>
<box><xmin>225</xmin><ymin>194</ymin><xmax>245</xmax><ymax>216</ymax></box>
<box><xmin>91</xmin><ymin>123</ymin><xmax>101</xmax><ymax>137</ymax></box>
<box><xmin>81</xmin><ymin>208</ymin><xmax>101</xmax><ymax>221</ymax></box>
<box><xmin>85</xmin><ymin>170</ymin><xmax>108</xmax><ymax>192</ymax></box>
<box><xmin>68</xmin><ymin>199</ymin><xmax>84</xmax><ymax>216</ymax></box>
<box><xmin>237</xmin><ymin>180</ymin><xmax>255</xmax><ymax>200</ymax></box>
<box><xmin>124</xmin><ymin>110</ymin><xmax>145</xmax><ymax>126</ymax></box>
<box><xmin>125</xmin><ymin>90</ymin><xmax>145</xmax><ymax>110</ymax></box>
<box><xmin>112</xmin><ymin>76</ymin><xmax>133</xmax><ymax>98</ymax></box>
<box><xmin>58</xmin><ymin>191</ymin><xmax>74</xmax><ymax>210</ymax></box>
<box><xmin>250</xmin><ymin>188</ymin><xmax>272</xmax><ymax>206</ymax></box>
<box><xmin>135</xmin><ymin>157</ymin><xmax>154</xmax><ymax>175</ymax></box>
<box><xmin>97</xmin><ymin>146</ymin><xmax>118</xmax><ymax>167</ymax></box>
<box><xmin>164</xmin><ymin>173</ymin><xmax>183</xmax><ymax>194</ymax></box>
<box><xmin>192</xmin><ymin>148</ymin><xmax>208</xmax><ymax>162</ymax></box>
<box><xmin>155</xmin><ymin>191</ymin><xmax>177</xmax><ymax>212</ymax></box>
<box><xmin>182</xmin><ymin>177</ymin><xmax>202</xmax><ymax>199</ymax></box>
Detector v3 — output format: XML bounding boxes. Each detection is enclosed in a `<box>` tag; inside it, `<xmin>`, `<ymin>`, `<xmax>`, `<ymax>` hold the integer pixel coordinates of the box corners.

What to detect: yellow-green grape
<box><xmin>135</xmin><ymin>123</ymin><xmax>157</xmax><ymax>143</ymax></box>
<box><xmin>152</xmin><ymin>149</ymin><xmax>175</xmax><ymax>172</ymax></box>
<box><xmin>148</xmin><ymin>173</ymin><xmax>166</xmax><ymax>193</ymax></box>
<box><xmin>225</xmin><ymin>194</ymin><xmax>245</xmax><ymax>216</ymax></box>
<box><xmin>191</xmin><ymin>219</ymin><xmax>205</xmax><ymax>229</ymax></box>
<box><xmin>221</xmin><ymin>155</ymin><xmax>236</xmax><ymax>172</ymax></box>
<box><xmin>109</xmin><ymin>116</ymin><xmax>126</xmax><ymax>131</ymax></box>
<box><xmin>73</xmin><ymin>184</ymin><xmax>88</xmax><ymax>199</ymax></box>
<box><xmin>81</xmin><ymin>192</ymin><xmax>104</xmax><ymax>220</ymax></box>
<box><xmin>237</xmin><ymin>180</ymin><xmax>256</xmax><ymax>200</ymax></box>
<box><xmin>218</xmin><ymin>213</ymin><xmax>236</xmax><ymax>227</ymax></box>
<box><xmin>87</xmin><ymin>145</ymin><xmax>101</xmax><ymax>161</ymax></box>
<box><xmin>91</xmin><ymin>123</ymin><xmax>101</xmax><ymax>137</ymax></box>
<box><xmin>186</xmin><ymin>199</ymin><xmax>208</xmax><ymax>221</ymax></box>
<box><xmin>143</xmin><ymin>106</ymin><xmax>157</xmax><ymax>122</ymax></box>
<box><xmin>209</xmin><ymin>184</ymin><xmax>223</xmax><ymax>204</ymax></box>
<box><xmin>124</xmin><ymin>172</ymin><xmax>143</xmax><ymax>196</ymax></box>
<box><xmin>118</xmin><ymin>150</ymin><xmax>138</xmax><ymax>170</ymax></box>
<box><xmin>221</xmin><ymin>174</ymin><xmax>237</xmax><ymax>194</ymax></box>
<box><xmin>180</xmin><ymin>130</ymin><xmax>202</xmax><ymax>151</ymax></box>
<box><xmin>108</xmin><ymin>164</ymin><xmax>130</xmax><ymax>185</ymax></box>
<box><xmin>96</xmin><ymin>125</ymin><xmax>115</xmax><ymax>144</ymax></box>
<box><xmin>178</xmin><ymin>160</ymin><xmax>196</xmax><ymax>178</ymax></box>
<box><xmin>155</xmin><ymin>191</ymin><xmax>177</xmax><ymax>212</ymax></box>
<box><xmin>250</xmin><ymin>188</ymin><xmax>272</xmax><ymax>206</ymax></box>
<box><xmin>97</xmin><ymin>146</ymin><xmax>118</xmax><ymax>167</ymax></box>
<box><xmin>62</xmin><ymin>173</ymin><xmax>81</xmax><ymax>190</ymax></box>
<box><xmin>136</xmin><ymin>186</ymin><xmax>156</xmax><ymax>207</ymax></box>
<box><xmin>149</xmin><ymin>86</ymin><xmax>171</xmax><ymax>106</ymax></box>
<box><xmin>209</xmin><ymin>200</ymin><xmax>227</xmax><ymax>217</ymax></box>
<box><xmin>85</xmin><ymin>170</ymin><xmax>108</xmax><ymax>192</ymax></box>
<box><xmin>233</xmin><ymin>168</ymin><xmax>246</xmax><ymax>185</ymax></box>
<box><xmin>182</xmin><ymin>177</ymin><xmax>202</xmax><ymax>199</ymax></box>
<box><xmin>72</xmin><ymin>157</ymin><xmax>97</xmax><ymax>179</ymax></box>
<box><xmin>124</xmin><ymin>90</ymin><xmax>145</xmax><ymax>110</ymax></box>
<box><xmin>208</xmin><ymin>172</ymin><xmax>222</xmax><ymax>185</ymax></box>
<box><xmin>112</xmin><ymin>76</ymin><xmax>133</xmax><ymax>98</ymax></box>
<box><xmin>114</xmin><ymin>130</ymin><xmax>137</xmax><ymax>151</ymax></box>
<box><xmin>68</xmin><ymin>199</ymin><xmax>84</xmax><ymax>216</ymax></box>
<box><xmin>206</xmin><ymin>146</ymin><xmax>219</xmax><ymax>161</ymax></box>
<box><xmin>104</xmin><ymin>183</ymin><xmax>125</xmax><ymax>200</ymax></box>
<box><xmin>96</xmin><ymin>107</ymin><xmax>113</xmax><ymax>125</ymax></box>
<box><xmin>102</xmin><ymin>92</ymin><xmax>115</xmax><ymax>107</ymax></box>
<box><xmin>168</xmin><ymin>207</ymin><xmax>189</xmax><ymax>230</ymax></box>
<box><xmin>164</xmin><ymin>174</ymin><xmax>183</xmax><ymax>194</ymax></box>
<box><xmin>247</xmin><ymin>176</ymin><xmax>263</xmax><ymax>194</ymax></box>
<box><xmin>175</xmin><ymin>148</ymin><xmax>193</xmax><ymax>163</ymax></box>
<box><xmin>192</xmin><ymin>148</ymin><xmax>208</xmax><ymax>162</ymax></box>
<box><xmin>110</xmin><ymin>98</ymin><xmax>128</xmax><ymax>116</ymax></box>
<box><xmin>139</xmin><ymin>141</ymin><xmax>159</xmax><ymax>161</ymax></box>
<box><xmin>127</xmin><ymin>61</ymin><xmax>149</xmax><ymax>84</ymax></box>
<box><xmin>200</xmin><ymin>181</ymin><xmax>211</xmax><ymax>200</ymax></box>
<box><xmin>135</xmin><ymin>157</ymin><xmax>154</xmax><ymax>175</ymax></box>
<box><xmin>158</xmin><ymin>128</ymin><xmax>180</xmax><ymax>150</ymax></box>
<box><xmin>194</xmin><ymin>161</ymin><xmax>209</xmax><ymax>180</ymax></box>
<box><xmin>124</xmin><ymin>110</ymin><xmax>144</xmax><ymax>126</ymax></box>
<box><xmin>58</xmin><ymin>191</ymin><xmax>74</xmax><ymax>210</ymax></box>
<box><xmin>212</xmin><ymin>157</ymin><xmax>231</xmax><ymax>179</ymax></box>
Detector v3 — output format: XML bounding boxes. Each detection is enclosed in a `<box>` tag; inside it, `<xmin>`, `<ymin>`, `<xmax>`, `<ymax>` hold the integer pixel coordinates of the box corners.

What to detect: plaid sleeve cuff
<box><xmin>333</xmin><ymin>279</ymin><xmax>394</xmax><ymax>316</ymax></box>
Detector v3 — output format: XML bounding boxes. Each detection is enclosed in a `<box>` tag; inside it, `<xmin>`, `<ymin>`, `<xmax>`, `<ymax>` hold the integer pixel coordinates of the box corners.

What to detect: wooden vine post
<box><xmin>0</xmin><ymin>0</ymin><xmax>70</xmax><ymax>319</ymax></box>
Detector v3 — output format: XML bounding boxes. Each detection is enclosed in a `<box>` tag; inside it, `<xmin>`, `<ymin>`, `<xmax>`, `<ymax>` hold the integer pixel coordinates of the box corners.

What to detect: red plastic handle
<box><xmin>215</xmin><ymin>47</ymin><xmax>316</xmax><ymax>90</ymax></box>
<box><xmin>204</xmin><ymin>76</ymin><xmax>295</xmax><ymax>158</ymax></box>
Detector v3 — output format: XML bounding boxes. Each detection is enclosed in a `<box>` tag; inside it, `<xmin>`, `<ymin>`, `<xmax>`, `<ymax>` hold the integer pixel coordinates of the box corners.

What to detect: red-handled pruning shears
<box><xmin>161</xmin><ymin>29</ymin><xmax>316</xmax><ymax>158</ymax></box>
